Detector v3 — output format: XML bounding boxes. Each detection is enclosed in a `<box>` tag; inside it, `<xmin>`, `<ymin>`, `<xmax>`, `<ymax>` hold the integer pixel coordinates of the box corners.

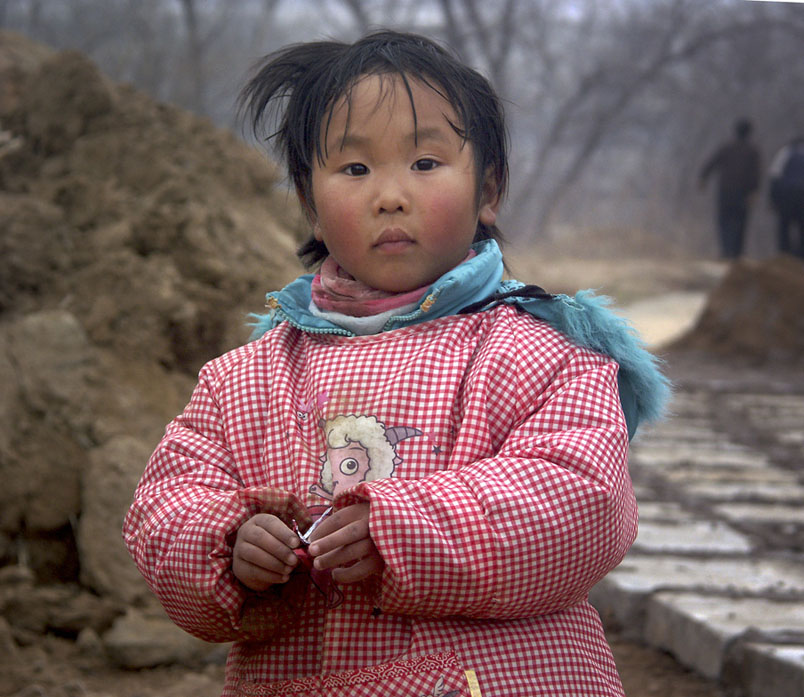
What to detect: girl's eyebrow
<box><xmin>336</xmin><ymin>126</ymin><xmax>451</xmax><ymax>151</ymax></box>
<box><xmin>408</xmin><ymin>127</ymin><xmax>451</xmax><ymax>144</ymax></box>
<box><xmin>335</xmin><ymin>133</ymin><xmax>370</xmax><ymax>150</ymax></box>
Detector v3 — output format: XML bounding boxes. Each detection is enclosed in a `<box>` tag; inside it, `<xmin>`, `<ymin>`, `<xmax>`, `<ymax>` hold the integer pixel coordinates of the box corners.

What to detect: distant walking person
<box><xmin>699</xmin><ymin>118</ymin><xmax>761</xmax><ymax>258</ymax></box>
<box><xmin>768</xmin><ymin>136</ymin><xmax>804</xmax><ymax>258</ymax></box>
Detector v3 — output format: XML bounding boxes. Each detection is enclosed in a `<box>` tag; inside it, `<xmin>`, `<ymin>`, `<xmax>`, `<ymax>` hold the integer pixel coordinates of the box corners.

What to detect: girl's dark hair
<box><xmin>239</xmin><ymin>30</ymin><xmax>509</xmax><ymax>268</ymax></box>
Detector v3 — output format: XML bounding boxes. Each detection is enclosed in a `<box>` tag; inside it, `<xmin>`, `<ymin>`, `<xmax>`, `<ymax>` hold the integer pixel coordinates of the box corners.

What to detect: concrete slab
<box><xmin>632</xmin><ymin>482</ymin><xmax>662</xmax><ymax>500</ymax></box>
<box><xmin>631</xmin><ymin>423</ymin><xmax>718</xmax><ymax>443</ymax></box>
<box><xmin>632</xmin><ymin>421</ymin><xmax>720</xmax><ymax>444</ymax></box>
<box><xmin>685</xmin><ymin>480</ymin><xmax>804</xmax><ymax>504</ymax></box>
<box><xmin>724</xmin><ymin>643</ymin><xmax>804</xmax><ymax>697</ymax></box>
<box><xmin>662</xmin><ymin>392</ymin><xmax>715</xmax><ymax>414</ymax></box>
<box><xmin>729</xmin><ymin>392</ymin><xmax>804</xmax><ymax>416</ymax></box>
<box><xmin>591</xmin><ymin>556</ymin><xmax>804</xmax><ymax>638</ymax></box>
<box><xmin>656</xmin><ymin>464</ymin><xmax>796</xmax><ymax>487</ymax></box>
<box><xmin>645</xmin><ymin>593</ymin><xmax>804</xmax><ymax>680</ymax></box>
<box><xmin>640</xmin><ymin>464</ymin><xmax>804</xmax><ymax>502</ymax></box>
<box><xmin>607</xmin><ymin>555</ymin><xmax>804</xmax><ymax>596</ymax></box>
<box><xmin>636</xmin><ymin>501</ymin><xmax>695</xmax><ymax>520</ymax></box>
<box><xmin>727</xmin><ymin>394</ymin><xmax>804</xmax><ymax>448</ymax></box>
<box><xmin>631</xmin><ymin>443</ymin><xmax>770</xmax><ymax>469</ymax></box>
<box><xmin>779</xmin><ymin>431</ymin><xmax>804</xmax><ymax>447</ymax></box>
<box><xmin>633</xmin><ymin>518</ymin><xmax>754</xmax><ymax>554</ymax></box>
<box><xmin>715</xmin><ymin>502</ymin><xmax>804</xmax><ymax>525</ymax></box>
<box><xmin>615</xmin><ymin>362</ymin><xmax>804</xmax><ymax>696</ymax></box>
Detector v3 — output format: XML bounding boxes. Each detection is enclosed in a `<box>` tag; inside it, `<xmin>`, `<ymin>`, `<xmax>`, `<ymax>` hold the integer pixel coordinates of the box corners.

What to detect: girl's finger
<box><xmin>312</xmin><ymin>537</ymin><xmax>375</xmax><ymax>571</ymax></box>
<box><xmin>252</xmin><ymin>513</ymin><xmax>301</xmax><ymax>549</ymax></box>
<box><xmin>330</xmin><ymin>554</ymin><xmax>384</xmax><ymax>584</ymax></box>
<box><xmin>236</xmin><ymin>540</ymin><xmax>296</xmax><ymax>574</ymax></box>
<box><xmin>308</xmin><ymin>504</ymin><xmax>370</xmax><ymax>546</ymax></box>
<box><xmin>308</xmin><ymin>515</ymin><xmax>370</xmax><ymax>557</ymax></box>
<box><xmin>233</xmin><ymin>557</ymin><xmax>290</xmax><ymax>591</ymax></box>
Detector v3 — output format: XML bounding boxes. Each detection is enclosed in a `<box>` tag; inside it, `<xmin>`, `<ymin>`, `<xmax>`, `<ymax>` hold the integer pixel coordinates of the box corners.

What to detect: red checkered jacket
<box><xmin>124</xmin><ymin>305</ymin><xmax>636</xmax><ymax>696</ymax></box>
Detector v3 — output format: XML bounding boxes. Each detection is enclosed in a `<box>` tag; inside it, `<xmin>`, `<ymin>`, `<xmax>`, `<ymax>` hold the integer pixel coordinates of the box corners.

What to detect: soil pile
<box><xmin>0</xmin><ymin>30</ymin><xmax>305</xmax><ymax>691</ymax></box>
<box><xmin>671</xmin><ymin>255</ymin><xmax>804</xmax><ymax>364</ymax></box>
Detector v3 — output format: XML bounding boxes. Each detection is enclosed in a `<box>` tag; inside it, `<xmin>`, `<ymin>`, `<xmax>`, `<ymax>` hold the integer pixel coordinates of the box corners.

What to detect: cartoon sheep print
<box><xmin>309</xmin><ymin>415</ymin><xmax>424</xmax><ymax>501</ymax></box>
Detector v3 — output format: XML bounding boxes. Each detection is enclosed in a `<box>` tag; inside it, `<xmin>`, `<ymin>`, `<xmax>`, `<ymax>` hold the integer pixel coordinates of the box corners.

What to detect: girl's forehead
<box><xmin>324</xmin><ymin>72</ymin><xmax>459</xmax><ymax>137</ymax></box>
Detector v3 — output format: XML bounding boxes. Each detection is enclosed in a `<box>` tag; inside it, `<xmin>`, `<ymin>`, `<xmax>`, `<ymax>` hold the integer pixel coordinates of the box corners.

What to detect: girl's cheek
<box><xmin>318</xmin><ymin>193</ymin><xmax>360</xmax><ymax>236</ymax></box>
<box><xmin>423</xmin><ymin>192</ymin><xmax>469</xmax><ymax>229</ymax></box>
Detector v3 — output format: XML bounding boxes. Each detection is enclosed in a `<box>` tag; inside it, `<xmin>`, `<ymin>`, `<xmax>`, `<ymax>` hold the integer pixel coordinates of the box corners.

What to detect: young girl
<box><xmin>124</xmin><ymin>30</ymin><xmax>668</xmax><ymax>697</ymax></box>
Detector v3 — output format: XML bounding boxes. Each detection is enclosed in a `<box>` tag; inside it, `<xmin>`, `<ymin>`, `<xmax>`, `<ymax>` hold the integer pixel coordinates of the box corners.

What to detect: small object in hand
<box><xmin>296</xmin><ymin>505</ymin><xmax>333</xmax><ymax>544</ymax></box>
<box><xmin>292</xmin><ymin>507</ymin><xmax>343</xmax><ymax>608</ymax></box>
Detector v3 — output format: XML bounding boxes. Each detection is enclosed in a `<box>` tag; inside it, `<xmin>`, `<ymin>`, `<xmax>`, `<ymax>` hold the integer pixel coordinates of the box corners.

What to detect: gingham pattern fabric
<box><xmin>124</xmin><ymin>305</ymin><xmax>636</xmax><ymax>696</ymax></box>
<box><xmin>235</xmin><ymin>651</ymin><xmax>469</xmax><ymax>696</ymax></box>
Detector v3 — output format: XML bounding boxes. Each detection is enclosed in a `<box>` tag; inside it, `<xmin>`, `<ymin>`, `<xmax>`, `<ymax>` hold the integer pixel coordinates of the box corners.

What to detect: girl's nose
<box><xmin>373</xmin><ymin>174</ymin><xmax>409</xmax><ymax>214</ymax></box>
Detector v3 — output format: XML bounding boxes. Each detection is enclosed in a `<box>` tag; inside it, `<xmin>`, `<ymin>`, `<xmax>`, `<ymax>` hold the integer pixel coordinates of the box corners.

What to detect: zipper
<box><xmin>381</xmin><ymin>289</ymin><xmax>443</xmax><ymax>331</ymax></box>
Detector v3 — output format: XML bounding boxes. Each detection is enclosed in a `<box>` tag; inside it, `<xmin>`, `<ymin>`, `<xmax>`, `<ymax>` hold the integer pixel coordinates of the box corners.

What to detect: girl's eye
<box><xmin>343</xmin><ymin>163</ymin><xmax>368</xmax><ymax>176</ymax></box>
<box><xmin>339</xmin><ymin>458</ymin><xmax>360</xmax><ymax>476</ymax></box>
<box><xmin>413</xmin><ymin>158</ymin><xmax>439</xmax><ymax>171</ymax></box>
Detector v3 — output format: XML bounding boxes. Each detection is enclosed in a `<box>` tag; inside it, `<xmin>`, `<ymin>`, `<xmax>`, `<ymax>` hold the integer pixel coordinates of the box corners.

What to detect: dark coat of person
<box><xmin>768</xmin><ymin>137</ymin><xmax>804</xmax><ymax>257</ymax></box>
<box><xmin>699</xmin><ymin>120</ymin><xmax>761</xmax><ymax>258</ymax></box>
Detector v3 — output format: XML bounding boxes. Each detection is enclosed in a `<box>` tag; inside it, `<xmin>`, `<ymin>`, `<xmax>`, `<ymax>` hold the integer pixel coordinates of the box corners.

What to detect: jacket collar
<box><xmin>248</xmin><ymin>239</ymin><xmax>671</xmax><ymax>438</ymax></box>
<box><xmin>251</xmin><ymin>239</ymin><xmax>505</xmax><ymax>338</ymax></box>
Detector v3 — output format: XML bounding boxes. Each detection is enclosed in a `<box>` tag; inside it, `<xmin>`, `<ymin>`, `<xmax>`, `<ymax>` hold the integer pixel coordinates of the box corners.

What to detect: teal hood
<box><xmin>250</xmin><ymin>240</ymin><xmax>670</xmax><ymax>438</ymax></box>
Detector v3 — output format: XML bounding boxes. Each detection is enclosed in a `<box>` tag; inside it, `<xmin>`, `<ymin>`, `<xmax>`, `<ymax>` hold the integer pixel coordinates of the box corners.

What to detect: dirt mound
<box><xmin>670</xmin><ymin>255</ymin><xmax>804</xmax><ymax>363</ymax></box>
<box><xmin>0</xmin><ymin>32</ymin><xmax>305</xmax><ymax>368</ymax></box>
<box><xmin>0</xmin><ymin>31</ymin><xmax>308</xmax><ymax>682</ymax></box>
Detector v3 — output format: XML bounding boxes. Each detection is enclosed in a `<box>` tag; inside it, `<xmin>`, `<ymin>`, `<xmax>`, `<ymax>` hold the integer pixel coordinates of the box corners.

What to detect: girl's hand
<box><xmin>233</xmin><ymin>514</ymin><xmax>300</xmax><ymax>591</ymax></box>
<box><xmin>307</xmin><ymin>503</ymin><xmax>384</xmax><ymax>584</ymax></box>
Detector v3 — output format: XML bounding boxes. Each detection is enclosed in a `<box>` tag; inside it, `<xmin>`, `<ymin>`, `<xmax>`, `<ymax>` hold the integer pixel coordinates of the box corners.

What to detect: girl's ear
<box><xmin>478</xmin><ymin>168</ymin><xmax>501</xmax><ymax>227</ymax></box>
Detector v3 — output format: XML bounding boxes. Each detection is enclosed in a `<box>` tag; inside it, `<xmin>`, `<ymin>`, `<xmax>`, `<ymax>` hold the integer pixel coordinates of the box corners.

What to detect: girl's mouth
<box><xmin>374</xmin><ymin>229</ymin><xmax>414</xmax><ymax>251</ymax></box>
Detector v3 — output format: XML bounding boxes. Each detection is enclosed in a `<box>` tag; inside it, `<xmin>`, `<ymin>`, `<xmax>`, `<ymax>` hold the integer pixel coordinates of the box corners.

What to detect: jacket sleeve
<box><xmin>347</xmin><ymin>347</ymin><xmax>636</xmax><ymax>621</ymax></box>
<box><xmin>122</xmin><ymin>350</ymin><xmax>310</xmax><ymax>643</ymax></box>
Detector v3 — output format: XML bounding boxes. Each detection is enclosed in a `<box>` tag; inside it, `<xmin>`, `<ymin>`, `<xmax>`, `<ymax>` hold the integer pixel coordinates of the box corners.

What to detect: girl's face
<box><xmin>309</xmin><ymin>74</ymin><xmax>499</xmax><ymax>293</ymax></box>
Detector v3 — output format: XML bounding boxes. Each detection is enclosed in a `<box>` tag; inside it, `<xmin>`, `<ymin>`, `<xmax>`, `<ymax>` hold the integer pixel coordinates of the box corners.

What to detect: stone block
<box><xmin>723</xmin><ymin>642</ymin><xmax>804</xmax><ymax>697</ymax></box>
<box><xmin>631</xmin><ymin>443</ymin><xmax>769</xmax><ymax>469</ymax></box>
<box><xmin>591</xmin><ymin>556</ymin><xmax>804</xmax><ymax>639</ymax></box>
<box><xmin>715</xmin><ymin>502</ymin><xmax>804</xmax><ymax>525</ymax></box>
<box><xmin>632</xmin><ymin>420</ymin><xmax>719</xmax><ymax>444</ymax></box>
<box><xmin>633</xmin><ymin>518</ymin><xmax>753</xmax><ymax>554</ymax></box>
<box><xmin>645</xmin><ymin>593</ymin><xmax>804</xmax><ymax>680</ymax></box>
<box><xmin>686</xmin><ymin>480</ymin><xmax>804</xmax><ymax>504</ymax></box>
<box><xmin>636</xmin><ymin>501</ymin><xmax>694</xmax><ymax>520</ymax></box>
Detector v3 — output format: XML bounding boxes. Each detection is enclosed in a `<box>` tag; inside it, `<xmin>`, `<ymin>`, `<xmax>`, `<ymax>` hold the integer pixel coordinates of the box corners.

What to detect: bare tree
<box><xmin>509</xmin><ymin>0</ymin><xmax>779</xmax><ymax>237</ymax></box>
<box><xmin>437</xmin><ymin>0</ymin><xmax>519</xmax><ymax>95</ymax></box>
<box><xmin>4</xmin><ymin>0</ymin><xmax>803</xmax><ymax>251</ymax></box>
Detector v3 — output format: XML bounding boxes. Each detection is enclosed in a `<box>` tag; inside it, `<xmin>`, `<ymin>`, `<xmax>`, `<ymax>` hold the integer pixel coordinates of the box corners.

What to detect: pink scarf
<box><xmin>311</xmin><ymin>257</ymin><xmax>428</xmax><ymax>317</ymax></box>
<box><xmin>311</xmin><ymin>252</ymin><xmax>477</xmax><ymax>317</ymax></box>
